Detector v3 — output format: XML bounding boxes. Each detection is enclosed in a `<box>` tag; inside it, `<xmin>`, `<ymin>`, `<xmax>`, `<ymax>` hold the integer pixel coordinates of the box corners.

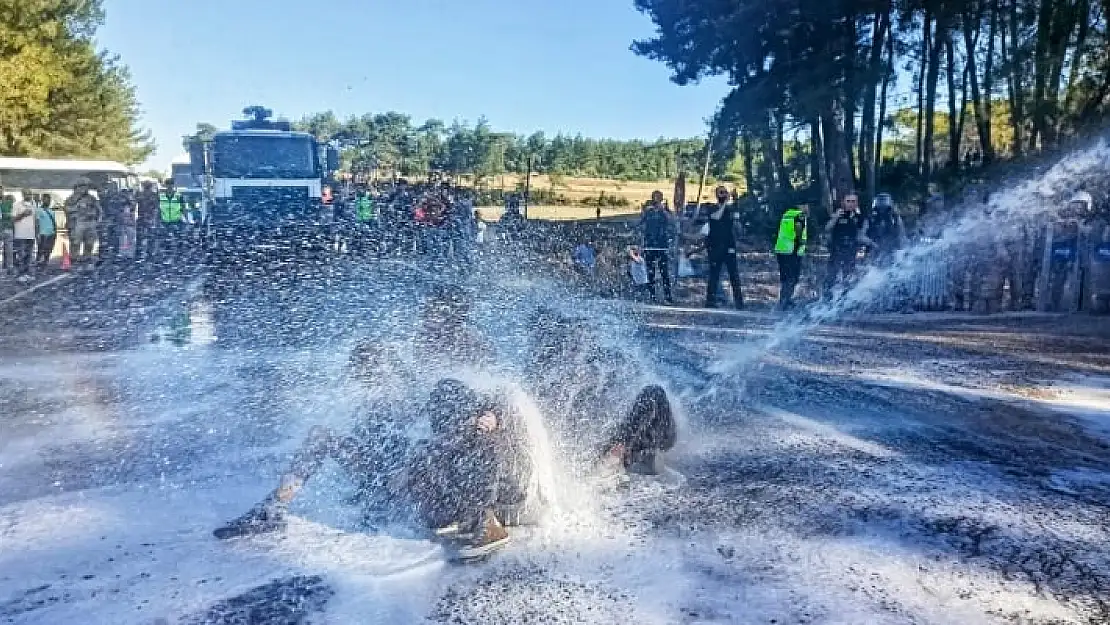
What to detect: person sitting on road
<box><xmin>213</xmin><ymin>376</ymin><xmax>536</xmax><ymax>560</ymax></box>
<box><xmin>528</xmin><ymin>308</ymin><xmax>677</xmax><ymax>478</ymax></box>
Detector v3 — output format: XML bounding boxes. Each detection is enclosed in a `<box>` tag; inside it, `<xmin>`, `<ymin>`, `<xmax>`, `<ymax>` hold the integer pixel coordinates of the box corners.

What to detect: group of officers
<box><xmin>623</xmin><ymin>181</ymin><xmax>1109</xmax><ymax>314</ymax></box>
<box><xmin>772</xmin><ymin>186</ymin><xmax>1110</xmax><ymax>313</ymax></box>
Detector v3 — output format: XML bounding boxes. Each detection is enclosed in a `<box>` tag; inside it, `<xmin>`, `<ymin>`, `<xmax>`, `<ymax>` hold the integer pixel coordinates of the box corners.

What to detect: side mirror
<box><xmin>326</xmin><ymin>147</ymin><xmax>340</xmax><ymax>173</ymax></box>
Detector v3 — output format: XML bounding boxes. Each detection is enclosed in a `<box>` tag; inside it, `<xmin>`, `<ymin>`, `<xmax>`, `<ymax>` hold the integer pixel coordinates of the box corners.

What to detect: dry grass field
<box><xmin>476</xmin><ymin>173</ymin><xmax>740</xmax><ymax>209</ymax></box>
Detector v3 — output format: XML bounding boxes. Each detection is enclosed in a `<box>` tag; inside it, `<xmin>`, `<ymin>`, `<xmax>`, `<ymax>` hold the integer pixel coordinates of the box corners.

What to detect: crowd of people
<box><xmin>213</xmin><ymin>285</ymin><xmax>677</xmax><ymax>561</ymax></box>
<box><xmin>575</xmin><ymin>182</ymin><xmax>1110</xmax><ymax>314</ymax></box>
<box><xmin>0</xmin><ymin>178</ymin><xmax>202</xmax><ymax>281</ymax></box>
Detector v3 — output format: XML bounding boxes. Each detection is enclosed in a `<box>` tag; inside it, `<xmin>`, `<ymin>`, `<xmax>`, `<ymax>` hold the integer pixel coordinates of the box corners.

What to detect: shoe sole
<box><xmin>213</xmin><ymin>522</ymin><xmax>286</xmax><ymax>540</ymax></box>
<box><xmin>454</xmin><ymin>535</ymin><xmax>510</xmax><ymax>561</ymax></box>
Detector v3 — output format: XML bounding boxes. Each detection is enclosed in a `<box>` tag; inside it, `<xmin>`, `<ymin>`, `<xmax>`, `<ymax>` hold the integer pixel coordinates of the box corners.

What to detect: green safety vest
<box><xmin>355</xmin><ymin>196</ymin><xmax>376</xmax><ymax>222</ymax></box>
<box><xmin>160</xmin><ymin>193</ymin><xmax>183</xmax><ymax>223</ymax></box>
<box><xmin>775</xmin><ymin>208</ymin><xmax>808</xmax><ymax>255</ymax></box>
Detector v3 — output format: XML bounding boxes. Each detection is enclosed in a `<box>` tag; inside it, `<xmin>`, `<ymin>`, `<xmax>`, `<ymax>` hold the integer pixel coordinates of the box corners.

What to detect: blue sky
<box><xmin>99</xmin><ymin>0</ymin><xmax>728</xmax><ymax>170</ymax></box>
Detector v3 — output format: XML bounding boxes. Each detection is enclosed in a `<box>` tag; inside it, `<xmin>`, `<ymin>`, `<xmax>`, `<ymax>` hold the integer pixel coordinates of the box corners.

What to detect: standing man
<box><xmin>823</xmin><ymin>192</ymin><xmax>864</xmax><ymax>298</ymax></box>
<box><xmin>703</xmin><ymin>185</ymin><xmax>744</xmax><ymax>309</ymax></box>
<box><xmin>135</xmin><ymin>181</ymin><xmax>160</xmax><ymax>262</ymax></box>
<box><xmin>353</xmin><ymin>185</ymin><xmax>377</xmax><ymax>256</ymax></box>
<box><xmin>859</xmin><ymin>193</ymin><xmax>906</xmax><ymax>263</ymax></box>
<box><xmin>774</xmin><ymin>205</ymin><xmax>809</xmax><ymax>310</ymax></box>
<box><xmin>34</xmin><ymin>196</ymin><xmax>57</xmax><ymax>269</ymax></box>
<box><xmin>159</xmin><ymin>179</ymin><xmax>185</xmax><ymax>260</ymax></box>
<box><xmin>98</xmin><ymin>183</ymin><xmax>126</xmax><ymax>262</ymax></box>
<box><xmin>11</xmin><ymin>191</ymin><xmax>37</xmax><ymax>281</ymax></box>
<box><xmin>640</xmin><ymin>190</ymin><xmax>675</xmax><ymax>304</ymax></box>
<box><xmin>65</xmin><ymin>183</ymin><xmax>101</xmax><ymax>266</ymax></box>
<box><xmin>0</xmin><ymin>190</ymin><xmax>13</xmax><ymax>273</ymax></box>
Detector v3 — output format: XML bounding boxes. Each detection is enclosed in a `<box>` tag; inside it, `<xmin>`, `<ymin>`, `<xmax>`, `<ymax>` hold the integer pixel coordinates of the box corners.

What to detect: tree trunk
<box><xmin>859</xmin><ymin>6</ymin><xmax>890</xmax><ymax>208</ymax></box>
<box><xmin>874</xmin><ymin>31</ymin><xmax>894</xmax><ymax>187</ymax></box>
<box><xmin>844</xmin><ymin>17</ymin><xmax>860</xmax><ymax>187</ymax></box>
<box><xmin>1041</xmin><ymin>0</ymin><xmax>1082</xmax><ymax>148</ymax></box>
<box><xmin>1060</xmin><ymin>0</ymin><xmax>1091</xmax><ymax>136</ymax></box>
<box><xmin>741</xmin><ymin>133</ymin><xmax>756</xmax><ymax>195</ymax></box>
<box><xmin>916</xmin><ymin>10</ymin><xmax>932</xmax><ymax>171</ymax></box>
<box><xmin>956</xmin><ymin>50</ymin><xmax>971</xmax><ymax>169</ymax></box>
<box><xmin>964</xmin><ymin>1</ymin><xmax>990</xmax><ymax>163</ymax></box>
<box><xmin>982</xmin><ymin>0</ymin><xmax>998</xmax><ymax>162</ymax></box>
<box><xmin>812</xmin><ymin>118</ymin><xmax>833</xmax><ymax>215</ymax></box>
<box><xmin>822</xmin><ymin>101</ymin><xmax>855</xmax><ymax>201</ymax></box>
<box><xmin>1002</xmin><ymin>0</ymin><xmax>1025</xmax><ymax>158</ymax></box>
<box><xmin>771</xmin><ymin>111</ymin><xmax>788</xmax><ymax>192</ymax></box>
<box><xmin>923</xmin><ymin>11</ymin><xmax>946</xmax><ymax>186</ymax></box>
<box><xmin>1031</xmin><ymin>0</ymin><xmax>1054</xmax><ymax>150</ymax></box>
<box><xmin>946</xmin><ymin>33</ymin><xmax>960</xmax><ymax>171</ymax></box>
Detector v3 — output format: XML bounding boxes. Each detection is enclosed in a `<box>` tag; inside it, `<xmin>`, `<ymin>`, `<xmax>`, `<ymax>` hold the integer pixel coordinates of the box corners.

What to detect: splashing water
<box><xmin>708</xmin><ymin>137</ymin><xmax>1110</xmax><ymax>385</ymax></box>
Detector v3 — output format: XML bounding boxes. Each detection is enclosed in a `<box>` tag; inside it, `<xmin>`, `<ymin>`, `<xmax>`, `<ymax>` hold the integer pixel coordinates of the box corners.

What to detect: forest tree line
<box><xmin>633</xmin><ymin>0</ymin><xmax>1110</xmax><ymax>210</ymax></box>
<box><xmin>0</xmin><ymin>0</ymin><xmax>153</xmax><ymax>164</ymax></box>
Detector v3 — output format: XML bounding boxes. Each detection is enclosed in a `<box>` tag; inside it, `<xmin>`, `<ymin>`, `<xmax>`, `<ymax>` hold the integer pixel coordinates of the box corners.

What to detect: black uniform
<box><xmin>825</xmin><ymin>211</ymin><xmax>863</xmax><ymax>296</ymax></box>
<box><xmin>705</xmin><ymin>202</ymin><xmax>744</xmax><ymax>309</ymax></box>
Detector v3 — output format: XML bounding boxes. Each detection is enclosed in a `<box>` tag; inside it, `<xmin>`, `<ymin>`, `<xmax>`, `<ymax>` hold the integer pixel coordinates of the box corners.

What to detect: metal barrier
<box><xmin>868</xmin><ymin>238</ymin><xmax>952</xmax><ymax>311</ymax></box>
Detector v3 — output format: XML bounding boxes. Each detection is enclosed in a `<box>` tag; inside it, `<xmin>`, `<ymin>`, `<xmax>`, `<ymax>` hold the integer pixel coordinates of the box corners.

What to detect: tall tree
<box><xmin>0</xmin><ymin>0</ymin><xmax>153</xmax><ymax>162</ymax></box>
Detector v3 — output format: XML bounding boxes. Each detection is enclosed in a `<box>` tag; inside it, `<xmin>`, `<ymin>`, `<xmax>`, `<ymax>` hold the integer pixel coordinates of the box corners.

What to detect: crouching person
<box><xmin>529</xmin><ymin>308</ymin><xmax>679</xmax><ymax>478</ymax></box>
<box><xmin>213</xmin><ymin>378</ymin><xmax>535</xmax><ymax>560</ymax></box>
<box><xmin>599</xmin><ymin>384</ymin><xmax>677</xmax><ymax>476</ymax></box>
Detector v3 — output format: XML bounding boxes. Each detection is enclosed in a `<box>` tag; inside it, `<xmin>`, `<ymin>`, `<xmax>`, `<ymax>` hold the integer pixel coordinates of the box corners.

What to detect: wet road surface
<box><xmin>1</xmin><ymin>259</ymin><xmax>1108</xmax><ymax>625</ymax></box>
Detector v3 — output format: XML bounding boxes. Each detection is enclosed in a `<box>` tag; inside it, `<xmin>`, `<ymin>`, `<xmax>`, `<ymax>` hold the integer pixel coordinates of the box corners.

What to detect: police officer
<box><xmin>774</xmin><ymin>205</ymin><xmax>808</xmax><ymax>310</ymax></box>
<box><xmin>1088</xmin><ymin>189</ymin><xmax>1110</xmax><ymax>313</ymax></box>
<box><xmin>859</xmin><ymin>192</ymin><xmax>905</xmax><ymax>262</ymax></box>
<box><xmin>703</xmin><ymin>185</ymin><xmax>744</xmax><ymax>309</ymax></box>
<box><xmin>1044</xmin><ymin>193</ymin><xmax>1091</xmax><ymax>311</ymax></box>
<box><xmin>159</xmin><ymin>179</ymin><xmax>185</xmax><ymax>259</ymax></box>
<box><xmin>823</xmin><ymin>192</ymin><xmax>864</xmax><ymax>298</ymax></box>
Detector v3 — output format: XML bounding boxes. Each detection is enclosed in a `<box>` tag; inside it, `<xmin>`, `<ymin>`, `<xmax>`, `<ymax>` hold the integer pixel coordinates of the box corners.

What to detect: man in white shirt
<box><xmin>11</xmin><ymin>191</ymin><xmax>37</xmax><ymax>281</ymax></box>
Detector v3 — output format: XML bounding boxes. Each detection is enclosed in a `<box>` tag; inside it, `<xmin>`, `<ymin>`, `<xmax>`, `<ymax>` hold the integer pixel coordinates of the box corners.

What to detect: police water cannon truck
<box><xmin>188</xmin><ymin>108</ymin><xmax>340</xmax><ymax>252</ymax></box>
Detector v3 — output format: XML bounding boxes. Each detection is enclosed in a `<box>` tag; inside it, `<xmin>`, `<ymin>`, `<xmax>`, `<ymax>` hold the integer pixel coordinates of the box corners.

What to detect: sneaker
<box><xmin>213</xmin><ymin>504</ymin><xmax>287</xmax><ymax>540</ymax></box>
<box><xmin>455</xmin><ymin>511</ymin><xmax>510</xmax><ymax>560</ymax></box>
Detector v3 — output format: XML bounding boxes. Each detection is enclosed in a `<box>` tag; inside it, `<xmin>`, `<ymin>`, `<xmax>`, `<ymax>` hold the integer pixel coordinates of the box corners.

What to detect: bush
<box><xmin>579</xmin><ymin>192</ymin><xmax>631</xmax><ymax>208</ymax></box>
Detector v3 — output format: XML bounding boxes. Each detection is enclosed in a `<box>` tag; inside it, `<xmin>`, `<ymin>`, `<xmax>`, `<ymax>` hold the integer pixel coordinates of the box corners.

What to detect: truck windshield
<box><xmin>212</xmin><ymin>135</ymin><xmax>317</xmax><ymax>179</ymax></box>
